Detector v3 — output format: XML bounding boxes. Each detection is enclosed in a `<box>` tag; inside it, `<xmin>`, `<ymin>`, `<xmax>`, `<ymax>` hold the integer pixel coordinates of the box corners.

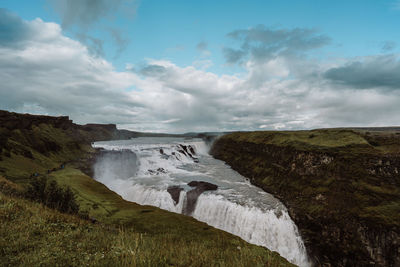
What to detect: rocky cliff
<box><xmin>0</xmin><ymin>110</ymin><xmax>142</xmax><ymax>142</ymax></box>
<box><xmin>211</xmin><ymin>129</ymin><xmax>400</xmax><ymax>266</ymax></box>
<box><xmin>0</xmin><ymin>110</ymin><xmax>74</xmax><ymax>130</ymax></box>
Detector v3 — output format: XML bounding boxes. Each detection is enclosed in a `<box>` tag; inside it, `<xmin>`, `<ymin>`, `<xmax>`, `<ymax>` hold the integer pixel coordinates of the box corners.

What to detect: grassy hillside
<box><xmin>1</xmin><ymin>191</ymin><xmax>292</xmax><ymax>267</ymax></box>
<box><xmin>211</xmin><ymin>129</ymin><xmax>400</xmax><ymax>266</ymax></box>
<box><xmin>227</xmin><ymin>129</ymin><xmax>369</xmax><ymax>148</ymax></box>
<box><xmin>0</xmin><ymin>111</ymin><xmax>293</xmax><ymax>266</ymax></box>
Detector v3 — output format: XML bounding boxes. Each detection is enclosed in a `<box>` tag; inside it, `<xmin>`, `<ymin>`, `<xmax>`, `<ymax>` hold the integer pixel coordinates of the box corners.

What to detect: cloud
<box><xmin>140</xmin><ymin>64</ymin><xmax>168</xmax><ymax>77</ymax></box>
<box><xmin>192</xmin><ymin>59</ymin><xmax>213</xmax><ymax>70</ymax></box>
<box><xmin>109</xmin><ymin>28</ymin><xmax>130</xmax><ymax>58</ymax></box>
<box><xmin>196</xmin><ymin>41</ymin><xmax>211</xmax><ymax>57</ymax></box>
<box><xmin>382</xmin><ymin>41</ymin><xmax>396</xmax><ymax>52</ymax></box>
<box><xmin>0</xmin><ymin>8</ymin><xmax>32</xmax><ymax>47</ymax></box>
<box><xmin>324</xmin><ymin>55</ymin><xmax>400</xmax><ymax>90</ymax></box>
<box><xmin>2</xmin><ymin>11</ymin><xmax>400</xmax><ymax>133</ymax></box>
<box><xmin>196</xmin><ymin>41</ymin><xmax>207</xmax><ymax>51</ymax></box>
<box><xmin>48</xmin><ymin>0</ymin><xmax>138</xmax><ymax>29</ymax></box>
<box><xmin>223</xmin><ymin>25</ymin><xmax>330</xmax><ymax>64</ymax></box>
<box><xmin>46</xmin><ymin>0</ymin><xmax>138</xmax><ymax>56</ymax></box>
<box><xmin>0</xmin><ymin>10</ymin><xmax>142</xmax><ymax>125</ymax></box>
<box><xmin>223</xmin><ymin>48</ymin><xmax>246</xmax><ymax>65</ymax></box>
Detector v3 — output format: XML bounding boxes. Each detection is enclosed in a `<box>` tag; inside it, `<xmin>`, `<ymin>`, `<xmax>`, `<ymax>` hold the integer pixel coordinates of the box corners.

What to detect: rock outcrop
<box><xmin>178</xmin><ymin>181</ymin><xmax>218</xmax><ymax>215</ymax></box>
<box><xmin>167</xmin><ymin>186</ymin><xmax>184</xmax><ymax>204</ymax></box>
<box><xmin>187</xmin><ymin>181</ymin><xmax>218</xmax><ymax>191</ymax></box>
<box><xmin>167</xmin><ymin>181</ymin><xmax>219</xmax><ymax>213</ymax></box>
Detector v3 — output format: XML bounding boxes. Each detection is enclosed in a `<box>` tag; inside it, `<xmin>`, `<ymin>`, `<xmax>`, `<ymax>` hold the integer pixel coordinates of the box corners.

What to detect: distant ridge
<box><xmin>0</xmin><ymin>110</ymin><xmax>191</xmax><ymax>141</ymax></box>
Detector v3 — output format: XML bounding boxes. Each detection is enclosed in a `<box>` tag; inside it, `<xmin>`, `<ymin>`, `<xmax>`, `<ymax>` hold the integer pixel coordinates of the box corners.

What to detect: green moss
<box><xmin>356</xmin><ymin>181</ymin><xmax>400</xmax><ymax>197</ymax></box>
<box><xmin>361</xmin><ymin>202</ymin><xmax>400</xmax><ymax>226</ymax></box>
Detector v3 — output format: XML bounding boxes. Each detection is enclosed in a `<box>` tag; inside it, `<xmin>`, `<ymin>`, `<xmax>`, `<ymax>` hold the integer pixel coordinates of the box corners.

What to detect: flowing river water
<box><xmin>93</xmin><ymin>137</ymin><xmax>310</xmax><ymax>266</ymax></box>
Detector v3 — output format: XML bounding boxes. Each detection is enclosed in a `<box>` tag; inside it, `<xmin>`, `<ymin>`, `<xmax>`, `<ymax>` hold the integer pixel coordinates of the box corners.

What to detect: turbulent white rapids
<box><xmin>93</xmin><ymin>137</ymin><xmax>310</xmax><ymax>266</ymax></box>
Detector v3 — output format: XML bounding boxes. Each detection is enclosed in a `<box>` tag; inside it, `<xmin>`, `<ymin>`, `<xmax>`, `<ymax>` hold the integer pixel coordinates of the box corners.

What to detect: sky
<box><xmin>1</xmin><ymin>0</ymin><xmax>400</xmax><ymax>133</ymax></box>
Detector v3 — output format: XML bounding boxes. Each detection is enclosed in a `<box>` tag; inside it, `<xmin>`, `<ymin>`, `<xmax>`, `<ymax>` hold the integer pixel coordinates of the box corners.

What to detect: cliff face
<box><xmin>0</xmin><ymin>110</ymin><xmax>74</xmax><ymax>130</ymax></box>
<box><xmin>0</xmin><ymin>110</ymin><xmax>138</xmax><ymax>144</ymax></box>
<box><xmin>211</xmin><ymin>130</ymin><xmax>400</xmax><ymax>266</ymax></box>
<box><xmin>0</xmin><ymin>110</ymin><xmax>140</xmax><ymax>183</ymax></box>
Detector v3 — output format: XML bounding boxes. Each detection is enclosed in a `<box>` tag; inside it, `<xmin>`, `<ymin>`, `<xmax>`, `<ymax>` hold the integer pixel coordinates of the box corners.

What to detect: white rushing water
<box><xmin>93</xmin><ymin>137</ymin><xmax>310</xmax><ymax>267</ymax></box>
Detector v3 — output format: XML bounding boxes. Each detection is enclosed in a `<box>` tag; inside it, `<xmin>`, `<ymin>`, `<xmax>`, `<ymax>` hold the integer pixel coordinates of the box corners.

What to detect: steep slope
<box><xmin>0</xmin><ymin>110</ymin><xmax>293</xmax><ymax>266</ymax></box>
<box><xmin>211</xmin><ymin>129</ymin><xmax>400</xmax><ymax>266</ymax></box>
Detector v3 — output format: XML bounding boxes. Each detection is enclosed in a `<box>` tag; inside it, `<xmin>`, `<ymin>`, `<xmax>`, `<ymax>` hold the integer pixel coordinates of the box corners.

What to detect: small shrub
<box><xmin>26</xmin><ymin>176</ymin><xmax>79</xmax><ymax>214</ymax></box>
<box><xmin>26</xmin><ymin>176</ymin><xmax>47</xmax><ymax>202</ymax></box>
<box><xmin>60</xmin><ymin>186</ymin><xmax>79</xmax><ymax>214</ymax></box>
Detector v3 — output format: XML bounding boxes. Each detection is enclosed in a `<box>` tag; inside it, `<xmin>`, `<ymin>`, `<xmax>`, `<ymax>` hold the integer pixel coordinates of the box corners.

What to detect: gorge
<box><xmin>92</xmin><ymin>138</ymin><xmax>310</xmax><ymax>266</ymax></box>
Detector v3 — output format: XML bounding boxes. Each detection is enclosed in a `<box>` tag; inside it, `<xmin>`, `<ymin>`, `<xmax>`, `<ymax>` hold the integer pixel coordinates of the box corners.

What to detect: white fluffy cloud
<box><xmin>0</xmin><ymin>9</ymin><xmax>141</xmax><ymax>125</ymax></box>
<box><xmin>1</xmin><ymin>10</ymin><xmax>400</xmax><ymax>133</ymax></box>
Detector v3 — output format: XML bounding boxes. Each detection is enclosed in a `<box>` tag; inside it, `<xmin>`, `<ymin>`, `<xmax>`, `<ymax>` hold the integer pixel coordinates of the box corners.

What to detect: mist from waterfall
<box><xmin>93</xmin><ymin>137</ymin><xmax>310</xmax><ymax>267</ymax></box>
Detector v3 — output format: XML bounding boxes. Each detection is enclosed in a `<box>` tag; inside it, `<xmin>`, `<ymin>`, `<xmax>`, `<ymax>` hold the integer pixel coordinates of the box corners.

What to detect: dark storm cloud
<box><xmin>224</xmin><ymin>25</ymin><xmax>330</xmax><ymax>64</ymax></box>
<box><xmin>324</xmin><ymin>55</ymin><xmax>400</xmax><ymax>90</ymax></box>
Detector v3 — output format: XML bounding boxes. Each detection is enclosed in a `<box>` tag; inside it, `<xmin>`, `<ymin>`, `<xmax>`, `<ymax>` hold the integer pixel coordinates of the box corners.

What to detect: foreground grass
<box><xmin>0</xmin><ymin>192</ymin><xmax>293</xmax><ymax>267</ymax></box>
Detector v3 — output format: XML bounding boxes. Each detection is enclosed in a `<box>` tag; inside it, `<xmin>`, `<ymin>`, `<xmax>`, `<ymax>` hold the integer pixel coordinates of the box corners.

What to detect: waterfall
<box><xmin>193</xmin><ymin>194</ymin><xmax>309</xmax><ymax>266</ymax></box>
<box><xmin>93</xmin><ymin>137</ymin><xmax>310</xmax><ymax>267</ymax></box>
